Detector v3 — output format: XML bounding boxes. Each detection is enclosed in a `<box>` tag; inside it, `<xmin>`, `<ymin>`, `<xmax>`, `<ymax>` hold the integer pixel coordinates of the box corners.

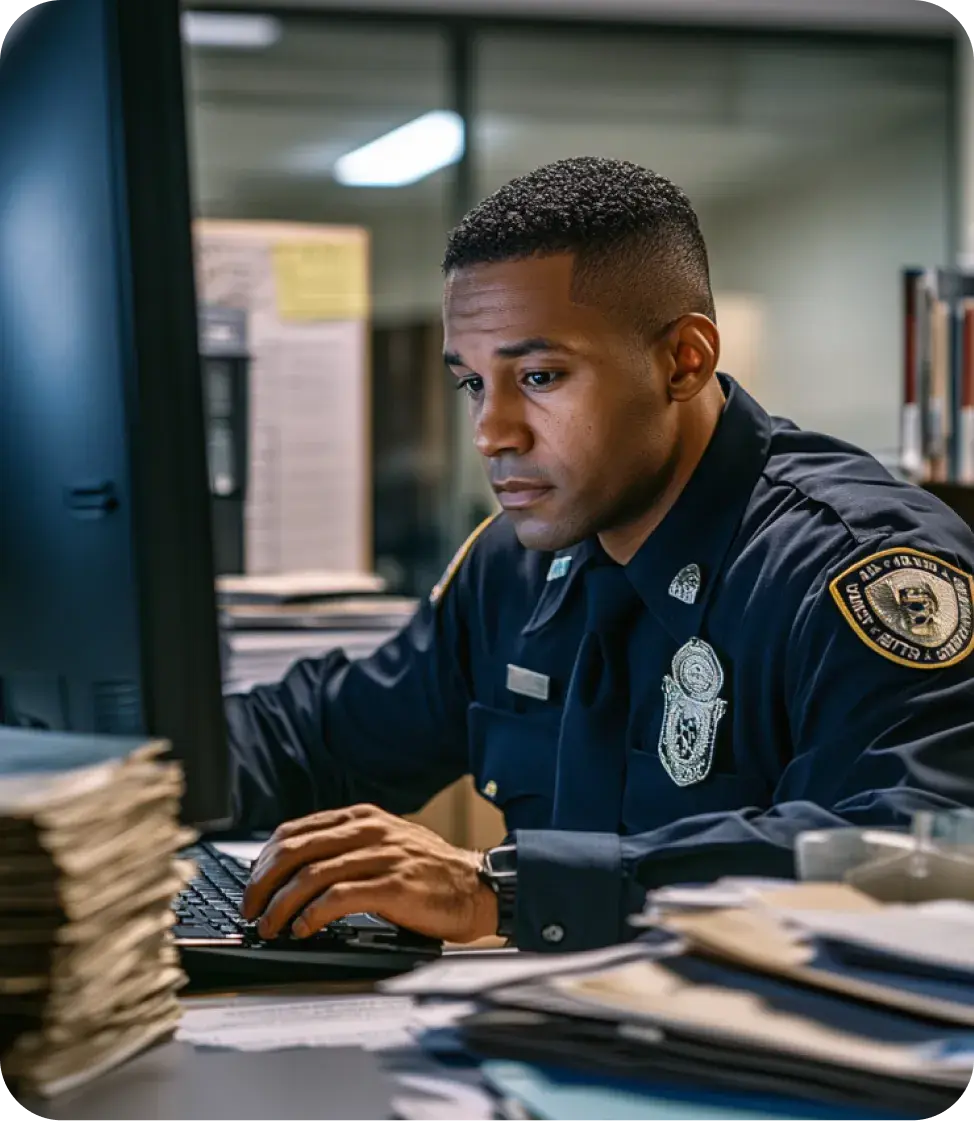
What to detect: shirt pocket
<box><xmin>467</xmin><ymin>702</ymin><xmax>560</xmax><ymax>831</ymax></box>
<box><xmin>622</xmin><ymin>747</ymin><xmax>762</xmax><ymax>834</ymax></box>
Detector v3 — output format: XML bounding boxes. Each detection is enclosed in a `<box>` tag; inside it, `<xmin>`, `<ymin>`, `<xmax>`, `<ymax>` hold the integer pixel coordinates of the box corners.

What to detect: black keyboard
<box><xmin>174</xmin><ymin>842</ymin><xmax>440</xmax><ymax>987</ymax></box>
<box><xmin>173</xmin><ymin>842</ymin><xmax>253</xmax><ymax>941</ymax></box>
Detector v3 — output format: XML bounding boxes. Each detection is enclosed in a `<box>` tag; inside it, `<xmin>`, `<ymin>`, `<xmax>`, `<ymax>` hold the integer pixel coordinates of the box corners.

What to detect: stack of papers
<box><xmin>222</xmin><ymin>594</ymin><xmax>419</xmax><ymax>632</ymax></box>
<box><xmin>216</xmin><ymin>571</ymin><xmax>386</xmax><ymax>605</ymax></box>
<box><xmin>216</xmin><ymin>574</ymin><xmax>417</xmax><ymax>693</ymax></box>
<box><xmin>454</xmin><ymin>882</ymin><xmax>974</xmax><ymax>1116</ymax></box>
<box><xmin>0</xmin><ymin>729</ymin><xmax>195</xmax><ymax>1098</ymax></box>
<box><xmin>223</xmin><ymin>628</ymin><xmax>397</xmax><ymax>695</ymax></box>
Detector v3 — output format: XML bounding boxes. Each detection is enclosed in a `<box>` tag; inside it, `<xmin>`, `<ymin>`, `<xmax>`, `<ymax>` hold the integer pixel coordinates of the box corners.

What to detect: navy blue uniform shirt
<box><xmin>226</xmin><ymin>377</ymin><xmax>974</xmax><ymax>951</ymax></box>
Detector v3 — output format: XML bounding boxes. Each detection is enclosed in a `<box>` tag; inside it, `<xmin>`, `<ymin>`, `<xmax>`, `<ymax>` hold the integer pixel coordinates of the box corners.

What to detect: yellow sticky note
<box><xmin>271</xmin><ymin>239</ymin><xmax>369</xmax><ymax>321</ymax></box>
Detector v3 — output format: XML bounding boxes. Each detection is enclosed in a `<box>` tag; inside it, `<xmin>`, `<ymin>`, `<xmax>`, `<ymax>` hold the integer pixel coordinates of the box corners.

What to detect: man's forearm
<box><xmin>513</xmin><ymin>785</ymin><xmax>966</xmax><ymax>951</ymax></box>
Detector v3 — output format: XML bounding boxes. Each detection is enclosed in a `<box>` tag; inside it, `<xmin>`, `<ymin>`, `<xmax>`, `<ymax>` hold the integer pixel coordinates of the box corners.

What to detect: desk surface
<box><xmin>23</xmin><ymin>1041</ymin><xmax>395</xmax><ymax>1121</ymax></box>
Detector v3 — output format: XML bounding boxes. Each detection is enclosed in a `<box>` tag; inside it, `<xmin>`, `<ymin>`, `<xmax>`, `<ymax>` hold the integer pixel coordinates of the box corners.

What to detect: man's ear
<box><xmin>666</xmin><ymin>314</ymin><xmax>720</xmax><ymax>401</ymax></box>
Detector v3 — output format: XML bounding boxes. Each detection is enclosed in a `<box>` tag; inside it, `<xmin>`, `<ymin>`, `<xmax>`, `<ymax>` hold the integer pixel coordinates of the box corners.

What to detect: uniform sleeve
<box><xmin>514</xmin><ymin>533</ymin><xmax>974</xmax><ymax>953</ymax></box>
<box><xmin>225</xmin><ymin>579</ymin><xmax>475</xmax><ymax>832</ymax></box>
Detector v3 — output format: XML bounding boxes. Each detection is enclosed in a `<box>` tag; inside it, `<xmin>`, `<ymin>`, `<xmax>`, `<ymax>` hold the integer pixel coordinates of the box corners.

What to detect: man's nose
<box><xmin>473</xmin><ymin>386</ymin><xmax>532</xmax><ymax>460</ymax></box>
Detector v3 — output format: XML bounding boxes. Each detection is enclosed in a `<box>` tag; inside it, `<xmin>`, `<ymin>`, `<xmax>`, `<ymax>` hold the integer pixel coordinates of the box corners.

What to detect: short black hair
<box><xmin>443</xmin><ymin>156</ymin><xmax>715</xmax><ymax>336</ymax></box>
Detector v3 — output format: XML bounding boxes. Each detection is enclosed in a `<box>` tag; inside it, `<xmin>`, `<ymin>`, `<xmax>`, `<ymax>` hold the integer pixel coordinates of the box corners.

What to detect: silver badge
<box><xmin>668</xmin><ymin>564</ymin><xmax>701</xmax><ymax>605</ymax></box>
<box><xmin>658</xmin><ymin>638</ymin><xmax>727</xmax><ymax>786</ymax></box>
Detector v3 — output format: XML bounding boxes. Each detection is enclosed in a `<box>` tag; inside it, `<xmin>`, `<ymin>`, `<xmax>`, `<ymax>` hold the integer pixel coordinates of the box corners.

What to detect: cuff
<box><xmin>513</xmin><ymin>830</ymin><xmax>624</xmax><ymax>952</ymax></box>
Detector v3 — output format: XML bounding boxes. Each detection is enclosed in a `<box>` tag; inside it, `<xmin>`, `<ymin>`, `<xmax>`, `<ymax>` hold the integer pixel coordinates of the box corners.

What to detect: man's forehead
<box><xmin>444</xmin><ymin>255</ymin><xmax>574</xmax><ymax>313</ymax></box>
<box><xmin>442</xmin><ymin>255</ymin><xmax>606</xmax><ymax>352</ymax></box>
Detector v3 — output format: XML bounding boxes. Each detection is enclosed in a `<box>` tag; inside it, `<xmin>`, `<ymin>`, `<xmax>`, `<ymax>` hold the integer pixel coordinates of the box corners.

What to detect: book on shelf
<box><xmin>902</xmin><ymin>266</ymin><xmax>974</xmax><ymax>486</ymax></box>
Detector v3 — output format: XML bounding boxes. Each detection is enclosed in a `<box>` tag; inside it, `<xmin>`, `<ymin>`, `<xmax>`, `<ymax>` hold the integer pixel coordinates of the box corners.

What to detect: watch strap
<box><xmin>479</xmin><ymin>844</ymin><xmax>517</xmax><ymax>940</ymax></box>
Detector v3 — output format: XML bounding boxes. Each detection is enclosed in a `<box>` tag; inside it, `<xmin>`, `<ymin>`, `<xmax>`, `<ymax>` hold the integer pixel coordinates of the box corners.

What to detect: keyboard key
<box><xmin>174</xmin><ymin>924</ymin><xmax>220</xmax><ymax>939</ymax></box>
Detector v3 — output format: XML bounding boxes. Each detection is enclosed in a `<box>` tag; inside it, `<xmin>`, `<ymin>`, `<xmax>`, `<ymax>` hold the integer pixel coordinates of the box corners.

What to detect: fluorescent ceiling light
<box><xmin>334</xmin><ymin>111</ymin><xmax>464</xmax><ymax>188</ymax></box>
<box><xmin>181</xmin><ymin>12</ymin><xmax>282</xmax><ymax>49</ymax></box>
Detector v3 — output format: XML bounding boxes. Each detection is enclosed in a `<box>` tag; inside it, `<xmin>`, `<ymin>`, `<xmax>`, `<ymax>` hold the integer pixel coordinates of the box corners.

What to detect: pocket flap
<box><xmin>467</xmin><ymin>702</ymin><xmax>559</xmax><ymax>807</ymax></box>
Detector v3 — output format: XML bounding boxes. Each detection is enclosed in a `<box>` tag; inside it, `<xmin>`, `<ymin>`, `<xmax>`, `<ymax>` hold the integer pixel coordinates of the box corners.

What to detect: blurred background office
<box><xmin>182</xmin><ymin>0</ymin><xmax>966</xmax><ymax>597</ymax></box>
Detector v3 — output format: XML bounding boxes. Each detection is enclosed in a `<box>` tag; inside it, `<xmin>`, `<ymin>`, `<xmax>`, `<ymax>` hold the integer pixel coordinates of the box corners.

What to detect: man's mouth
<box><xmin>493</xmin><ymin>480</ymin><xmax>553</xmax><ymax>510</ymax></box>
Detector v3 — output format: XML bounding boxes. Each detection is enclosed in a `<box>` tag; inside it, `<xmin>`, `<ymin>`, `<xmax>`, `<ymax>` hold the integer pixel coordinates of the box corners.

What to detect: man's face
<box><xmin>443</xmin><ymin>253</ymin><xmax>679</xmax><ymax>552</ymax></box>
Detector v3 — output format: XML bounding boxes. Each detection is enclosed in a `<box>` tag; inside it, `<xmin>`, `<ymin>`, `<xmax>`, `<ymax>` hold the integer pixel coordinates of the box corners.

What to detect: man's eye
<box><xmin>455</xmin><ymin>376</ymin><xmax>484</xmax><ymax>397</ymax></box>
<box><xmin>523</xmin><ymin>370</ymin><xmax>562</xmax><ymax>389</ymax></box>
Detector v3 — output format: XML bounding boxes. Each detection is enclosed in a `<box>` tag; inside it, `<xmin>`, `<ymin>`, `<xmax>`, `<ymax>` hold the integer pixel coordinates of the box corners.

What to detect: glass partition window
<box><xmin>186</xmin><ymin>21</ymin><xmax>456</xmax><ymax>591</ymax></box>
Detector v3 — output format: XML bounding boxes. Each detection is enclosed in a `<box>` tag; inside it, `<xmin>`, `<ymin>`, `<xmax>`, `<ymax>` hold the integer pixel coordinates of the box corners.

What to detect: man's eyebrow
<box><xmin>495</xmin><ymin>337</ymin><xmax>567</xmax><ymax>360</ymax></box>
<box><xmin>443</xmin><ymin>338</ymin><xmax>570</xmax><ymax>368</ymax></box>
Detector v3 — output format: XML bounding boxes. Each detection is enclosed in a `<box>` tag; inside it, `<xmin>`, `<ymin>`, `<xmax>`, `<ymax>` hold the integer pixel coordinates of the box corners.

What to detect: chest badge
<box><xmin>668</xmin><ymin>564</ymin><xmax>701</xmax><ymax>605</ymax></box>
<box><xmin>658</xmin><ymin>638</ymin><xmax>728</xmax><ymax>786</ymax></box>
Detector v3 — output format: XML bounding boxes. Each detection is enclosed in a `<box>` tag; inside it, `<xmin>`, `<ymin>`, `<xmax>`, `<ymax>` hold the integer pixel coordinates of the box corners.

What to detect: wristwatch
<box><xmin>477</xmin><ymin>842</ymin><xmax>518</xmax><ymax>940</ymax></box>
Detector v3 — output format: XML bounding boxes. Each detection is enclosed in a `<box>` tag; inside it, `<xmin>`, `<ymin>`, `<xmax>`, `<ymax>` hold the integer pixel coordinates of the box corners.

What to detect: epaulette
<box><xmin>429</xmin><ymin>512</ymin><xmax>500</xmax><ymax>606</ymax></box>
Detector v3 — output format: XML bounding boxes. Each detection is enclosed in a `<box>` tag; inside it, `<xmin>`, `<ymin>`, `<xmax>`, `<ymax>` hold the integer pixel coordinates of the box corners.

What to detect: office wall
<box><xmin>704</xmin><ymin>113</ymin><xmax>950</xmax><ymax>460</ymax></box>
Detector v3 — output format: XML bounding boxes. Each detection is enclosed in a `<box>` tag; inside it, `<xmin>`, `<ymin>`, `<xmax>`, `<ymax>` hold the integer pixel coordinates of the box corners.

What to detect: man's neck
<box><xmin>598</xmin><ymin>381</ymin><xmax>725</xmax><ymax>566</ymax></box>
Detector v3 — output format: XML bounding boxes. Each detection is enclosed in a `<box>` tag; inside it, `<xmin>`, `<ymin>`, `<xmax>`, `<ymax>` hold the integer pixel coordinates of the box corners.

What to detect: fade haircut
<box><xmin>443</xmin><ymin>156</ymin><xmax>715</xmax><ymax>338</ymax></box>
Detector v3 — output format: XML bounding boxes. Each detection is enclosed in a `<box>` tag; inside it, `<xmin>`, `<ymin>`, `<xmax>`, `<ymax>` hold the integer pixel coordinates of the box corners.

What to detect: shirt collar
<box><xmin>521</xmin><ymin>538</ymin><xmax>598</xmax><ymax>635</ymax></box>
<box><xmin>623</xmin><ymin>374</ymin><xmax>772</xmax><ymax>644</ymax></box>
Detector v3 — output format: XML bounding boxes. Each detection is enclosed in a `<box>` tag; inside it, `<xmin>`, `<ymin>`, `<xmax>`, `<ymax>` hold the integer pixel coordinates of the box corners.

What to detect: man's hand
<box><xmin>240</xmin><ymin>804</ymin><xmax>499</xmax><ymax>943</ymax></box>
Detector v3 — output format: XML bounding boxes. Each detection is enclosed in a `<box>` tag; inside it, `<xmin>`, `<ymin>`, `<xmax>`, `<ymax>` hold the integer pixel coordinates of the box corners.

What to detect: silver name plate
<box><xmin>506</xmin><ymin>664</ymin><xmax>551</xmax><ymax>702</ymax></box>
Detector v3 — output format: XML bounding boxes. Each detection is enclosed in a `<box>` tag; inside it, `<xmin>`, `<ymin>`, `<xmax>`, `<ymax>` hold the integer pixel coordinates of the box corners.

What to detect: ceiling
<box><xmin>186</xmin><ymin>18</ymin><xmax>951</xmax><ymax>220</ymax></box>
<box><xmin>186</xmin><ymin>0</ymin><xmax>959</xmax><ymax>35</ymax></box>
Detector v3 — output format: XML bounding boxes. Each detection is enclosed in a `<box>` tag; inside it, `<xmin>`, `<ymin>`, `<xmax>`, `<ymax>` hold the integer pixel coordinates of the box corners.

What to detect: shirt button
<box><xmin>541</xmin><ymin>923</ymin><xmax>565</xmax><ymax>945</ymax></box>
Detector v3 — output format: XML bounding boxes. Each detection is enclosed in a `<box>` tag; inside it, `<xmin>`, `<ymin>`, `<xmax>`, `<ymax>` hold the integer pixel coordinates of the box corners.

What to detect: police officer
<box><xmin>235</xmin><ymin>157</ymin><xmax>974</xmax><ymax>953</ymax></box>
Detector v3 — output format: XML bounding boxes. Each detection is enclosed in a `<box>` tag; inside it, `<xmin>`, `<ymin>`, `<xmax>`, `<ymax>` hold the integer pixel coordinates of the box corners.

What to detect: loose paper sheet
<box><xmin>381</xmin><ymin>941</ymin><xmax>673</xmax><ymax>997</ymax></box>
<box><xmin>272</xmin><ymin>241</ymin><xmax>369</xmax><ymax>321</ymax></box>
<box><xmin>177</xmin><ymin>995</ymin><xmax>473</xmax><ymax>1053</ymax></box>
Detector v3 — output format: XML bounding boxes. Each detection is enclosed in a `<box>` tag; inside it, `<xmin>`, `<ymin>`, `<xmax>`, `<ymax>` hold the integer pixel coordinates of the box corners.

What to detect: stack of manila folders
<box><xmin>390</xmin><ymin>880</ymin><xmax>974</xmax><ymax>1119</ymax></box>
<box><xmin>0</xmin><ymin>728</ymin><xmax>194</xmax><ymax>1098</ymax></box>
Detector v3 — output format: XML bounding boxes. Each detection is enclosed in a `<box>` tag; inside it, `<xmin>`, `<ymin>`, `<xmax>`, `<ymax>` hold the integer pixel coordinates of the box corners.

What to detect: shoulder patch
<box><xmin>829</xmin><ymin>547</ymin><xmax>974</xmax><ymax>669</ymax></box>
<box><xmin>429</xmin><ymin>513</ymin><xmax>500</xmax><ymax>607</ymax></box>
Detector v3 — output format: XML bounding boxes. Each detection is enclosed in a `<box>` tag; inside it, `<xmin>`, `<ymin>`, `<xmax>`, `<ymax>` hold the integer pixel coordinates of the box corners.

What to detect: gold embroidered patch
<box><xmin>829</xmin><ymin>548</ymin><xmax>974</xmax><ymax>669</ymax></box>
<box><xmin>429</xmin><ymin>513</ymin><xmax>500</xmax><ymax>607</ymax></box>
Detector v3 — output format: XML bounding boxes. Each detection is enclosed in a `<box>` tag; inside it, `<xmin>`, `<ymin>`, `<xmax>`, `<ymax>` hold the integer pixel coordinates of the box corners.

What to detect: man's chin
<box><xmin>506</xmin><ymin>508</ymin><xmax>584</xmax><ymax>553</ymax></box>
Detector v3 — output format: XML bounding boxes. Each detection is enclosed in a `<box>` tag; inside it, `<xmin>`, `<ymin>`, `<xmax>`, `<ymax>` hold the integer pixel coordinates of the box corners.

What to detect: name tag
<box><xmin>506</xmin><ymin>664</ymin><xmax>550</xmax><ymax>702</ymax></box>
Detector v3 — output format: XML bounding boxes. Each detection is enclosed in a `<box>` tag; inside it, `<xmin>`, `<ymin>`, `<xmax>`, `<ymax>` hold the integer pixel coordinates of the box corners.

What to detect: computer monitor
<box><xmin>0</xmin><ymin>0</ymin><xmax>230</xmax><ymax>828</ymax></box>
